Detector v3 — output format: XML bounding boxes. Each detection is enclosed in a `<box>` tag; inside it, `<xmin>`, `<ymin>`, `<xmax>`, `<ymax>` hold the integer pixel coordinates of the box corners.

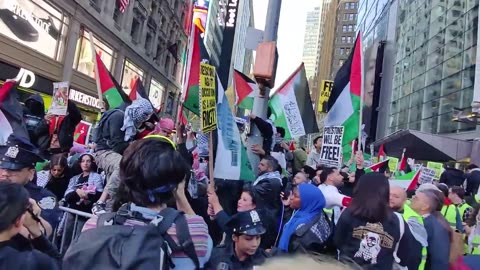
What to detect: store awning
<box><xmin>372</xmin><ymin>129</ymin><xmax>473</xmax><ymax>162</ymax></box>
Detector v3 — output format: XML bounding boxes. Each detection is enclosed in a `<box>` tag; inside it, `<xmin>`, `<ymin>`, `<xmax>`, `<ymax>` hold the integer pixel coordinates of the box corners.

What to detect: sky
<box><xmin>252</xmin><ymin>0</ymin><xmax>318</xmax><ymax>90</ymax></box>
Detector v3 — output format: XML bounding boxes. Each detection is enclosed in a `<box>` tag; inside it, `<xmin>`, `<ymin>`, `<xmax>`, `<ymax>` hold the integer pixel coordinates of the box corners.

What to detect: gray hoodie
<box><xmin>306</xmin><ymin>148</ymin><xmax>322</xmax><ymax>169</ymax></box>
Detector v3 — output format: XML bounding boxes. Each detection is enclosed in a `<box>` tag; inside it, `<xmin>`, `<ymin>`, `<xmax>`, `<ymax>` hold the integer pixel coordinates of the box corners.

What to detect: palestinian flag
<box><xmin>214</xmin><ymin>75</ymin><xmax>255</xmax><ymax>181</ymax></box>
<box><xmin>128</xmin><ymin>78</ymin><xmax>147</xmax><ymax>101</ymax></box>
<box><xmin>365</xmin><ymin>159</ymin><xmax>390</xmax><ymax>173</ymax></box>
<box><xmin>94</xmin><ymin>52</ymin><xmax>130</xmax><ymax>109</ymax></box>
<box><xmin>325</xmin><ymin>32</ymin><xmax>363</xmax><ymax>151</ymax></box>
<box><xmin>181</xmin><ymin>25</ymin><xmax>210</xmax><ymax>115</ymax></box>
<box><xmin>390</xmin><ymin>170</ymin><xmax>422</xmax><ymax>190</ymax></box>
<box><xmin>269</xmin><ymin>63</ymin><xmax>319</xmax><ymax>139</ymax></box>
<box><xmin>0</xmin><ymin>81</ymin><xmax>29</xmax><ymax>144</ymax></box>
<box><xmin>234</xmin><ymin>70</ymin><xmax>257</xmax><ymax>110</ymax></box>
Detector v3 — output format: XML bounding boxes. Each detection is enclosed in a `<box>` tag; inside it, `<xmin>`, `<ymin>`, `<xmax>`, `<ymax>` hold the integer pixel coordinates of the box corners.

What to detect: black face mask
<box><xmin>26</xmin><ymin>101</ymin><xmax>44</xmax><ymax>116</ymax></box>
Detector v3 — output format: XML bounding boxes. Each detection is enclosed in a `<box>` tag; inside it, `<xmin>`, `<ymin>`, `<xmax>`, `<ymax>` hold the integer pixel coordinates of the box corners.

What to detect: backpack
<box><xmin>92</xmin><ymin>109</ymin><xmax>123</xmax><ymax>145</ymax></box>
<box><xmin>63</xmin><ymin>205</ymin><xmax>200</xmax><ymax>270</ymax></box>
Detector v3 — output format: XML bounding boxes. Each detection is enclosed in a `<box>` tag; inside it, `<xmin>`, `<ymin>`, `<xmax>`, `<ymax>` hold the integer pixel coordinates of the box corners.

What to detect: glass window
<box><xmin>409</xmin><ymin>105</ymin><xmax>422</xmax><ymax>122</ymax></box>
<box><xmin>73</xmin><ymin>28</ymin><xmax>115</xmax><ymax>78</ymax></box>
<box><xmin>425</xmin><ymin>64</ymin><xmax>443</xmax><ymax>86</ymax></box>
<box><xmin>442</xmin><ymin>53</ymin><xmax>463</xmax><ymax>78</ymax></box>
<box><xmin>148</xmin><ymin>79</ymin><xmax>166</xmax><ymax>111</ymax></box>
<box><xmin>412</xmin><ymin>74</ymin><xmax>425</xmax><ymax>92</ymax></box>
<box><xmin>463</xmin><ymin>45</ymin><xmax>476</xmax><ymax>68</ymax></box>
<box><xmin>0</xmin><ymin>0</ymin><xmax>69</xmax><ymax>61</ymax></box>
<box><xmin>466</xmin><ymin>0</ymin><xmax>478</xmax><ymax>11</ymax></box>
<box><xmin>446</xmin><ymin>7</ymin><xmax>464</xmax><ymax>26</ymax></box>
<box><xmin>410</xmin><ymin>89</ymin><xmax>424</xmax><ymax>107</ymax></box>
<box><xmin>409</xmin><ymin>120</ymin><xmax>421</xmax><ymax>131</ymax></box>
<box><xmin>428</xmin><ymin>14</ymin><xmax>446</xmax><ymax>39</ymax></box>
<box><xmin>340</xmin><ymin>48</ymin><xmax>345</xmax><ymax>55</ymax></box>
<box><xmin>461</xmin><ymin>86</ymin><xmax>474</xmax><ymax>109</ymax></box>
<box><xmin>422</xmin><ymin>99</ymin><xmax>440</xmax><ymax>119</ymax></box>
<box><xmin>121</xmin><ymin>60</ymin><xmax>145</xmax><ymax>95</ymax></box>
<box><xmin>447</xmin><ymin>0</ymin><xmax>465</xmax><ymax>11</ymax></box>
<box><xmin>341</xmin><ymin>36</ymin><xmax>346</xmax><ymax>43</ymax></box>
<box><xmin>441</xmin><ymin>72</ymin><xmax>462</xmax><ymax>96</ymax></box>
<box><xmin>462</xmin><ymin>66</ymin><xmax>475</xmax><ymax>88</ymax></box>
<box><xmin>440</xmin><ymin>91</ymin><xmax>461</xmax><ymax>115</ymax></box>
<box><xmin>402</xmin><ymin>81</ymin><xmax>412</xmax><ymax>97</ymax></box>
<box><xmin>424</xmin><ymin>82</ymin><xmax>441</xmax><ymax>102</ymax></box>
<box><xmin>345</xmin><ymin>2</ymin><xmax>350</xmax><ymax>9</ymax></box>
<box><xmin>464</xmin><ymin>27</ymin><xmax>478</xmax><ymax>49</ymax></box>
<box><xmin>444</xmin><ymin>40</ymin><xmax>463</xmax><ymax>60</ymax></box>
<box><xmin>427</xmin><ymin>30</ymin><xmax>445</xmax><ymax>54</ymax></box>
<box><xmin>343</xmin><ymin>25</ymin><xmax>347</xmax><ymax>32</ymax></box>
<box><xmin>427</xmin><ymin>47</ymin><xmax>444</xmax><ymax>70</ymax></box>
<box><xmin>349</xmin><ymin>14</ymin><xmax>355</xmax><ymax>21</ymax></box>
<box><xmin>421</xmin><ymin>116</ymin><xmax>439</xmax><ymax>133</ymax></box>
<box><xmin>347</xmin><ymin>36</ymin><xmax>352</xmax><ymax>43</ymax></box>
<box><xmin>465</xmin><ymin>6</ymin><xmax>478</xmax><ymax>31</ymax></box>
<box><xmin>438</xmin><ymin>113</ymin><xmax>458</xmax><ymax>133</ymax></box>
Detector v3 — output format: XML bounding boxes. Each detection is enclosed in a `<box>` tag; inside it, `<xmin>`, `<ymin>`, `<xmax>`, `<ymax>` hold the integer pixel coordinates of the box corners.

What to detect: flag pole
<box><xmin>397</xmin><ymin>148</ymin><xmax>406</xmax><ymax>171</ymax></box>
<box><xmin>88</xmin><ymin>32</ymin><xmax>105</xmax><ymax>112</ymax></box>
<box><xmin>208</xmin><ymin>131</ymin><xmax>215</xmax><ymax>193</ymax></box>
<box><xmin>357</xmin><ymin>31</ymin><xmax>364</xmax><ymax>152</ymax></box>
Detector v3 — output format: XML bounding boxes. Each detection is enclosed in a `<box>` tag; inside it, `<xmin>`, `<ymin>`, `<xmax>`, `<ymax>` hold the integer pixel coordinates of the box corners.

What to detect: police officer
<box><xmin>206</xmin><ymin>209</ymin><xmax>272</xmax><ymax>270</ymax></box>
<box><xmin>0</xmin><ymin>134</ymin><xmax>61</xmax><ymax>238</ymax></box>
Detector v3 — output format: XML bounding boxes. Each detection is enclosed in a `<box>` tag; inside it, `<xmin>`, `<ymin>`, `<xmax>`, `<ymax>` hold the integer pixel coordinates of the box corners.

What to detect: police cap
<box><xmin>227</xmin><ymin>209</ymin><xmax>266</xmax><ymax>236</ymax></box>
<box><xmin>0</xmin><ymin>134</ymin><xmax>44</xmax><ymax>170</ymax></box>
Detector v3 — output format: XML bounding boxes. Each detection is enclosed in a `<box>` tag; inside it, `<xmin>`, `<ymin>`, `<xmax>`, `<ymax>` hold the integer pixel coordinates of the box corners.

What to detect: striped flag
<box><xmin>234</xmin><ymin>70</ymin><xmax>257</xmax><ymax>110</ymax></box>
<box><xmin>118</xmin><ymin>0</ymin><xmax>129</xmax><ymax>13</ymax></box>
<box><xmin>0</xmin><ymin>81</ymin><xmax>29</xmax><ymax>144</ymax></box>
<box><xmin>94</xmin><ymin>52</ymin><xmax>130</xmax><ymax>109</ymax></box>
<box><xmin>325</xmin><ymin>32</ymin><xmax>363</xmax><ymax>157</ymax></box>
<box><xmin>390</xmin><ymin>170</ymin><xmax>422</xmax><ymax>190</ymax></box>
<box><xmin>364</xmin><ymin>159</ymin><xmax>390</xmax><ymax>173</ymax></box>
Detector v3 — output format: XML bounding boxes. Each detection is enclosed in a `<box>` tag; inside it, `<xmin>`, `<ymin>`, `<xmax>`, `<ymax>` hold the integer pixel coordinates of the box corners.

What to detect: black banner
<box><xmin>0</xmin><ymin>60</ymin><xmax>53</xmax><ymax>94</ymax></box>
<box><xmin>217</xmin><ymin>0</ymin><xmax>240</xmax><ymax>90</ymax></box>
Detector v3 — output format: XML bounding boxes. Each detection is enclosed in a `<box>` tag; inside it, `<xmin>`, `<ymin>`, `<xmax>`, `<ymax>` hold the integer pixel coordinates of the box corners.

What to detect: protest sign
<box><xmin>199</xmin><ymin>63</ymin><xmax>217</xmax><ymax>133</ymax></box>
<box><xmin>48</xmin><ymin>81</ymin><xmax>69</xmax><ymax>115</ymax></box>
<box><xmin>73</xmin><ymin>121</ymin><xmax>92</xmax><ymax>145</ymax></box>
<box><xmin>419</xmin><ymin>168</ymin><xmax>436</xmax><ymax>184</ymax></box>
<box><xmin>427</xmin><ymin>162</ymin><xmax>444</xmax><ymax>179</ymax></box>
<box><xmin>387</xmin><ymin>157</ymin><xmax>399</xmax><ymax>172</ymax></box>
<box><xmin>319</xmin><ymin>126</ymin><xmax>344</xmax><ymax>168</ymax></box>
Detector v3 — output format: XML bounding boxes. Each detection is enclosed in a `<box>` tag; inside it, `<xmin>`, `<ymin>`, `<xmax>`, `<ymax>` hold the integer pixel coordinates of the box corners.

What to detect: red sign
<box><xmin>73</xmin><ymin>121</ymin><xmax>92</xmax><ymax>145</ymax></box>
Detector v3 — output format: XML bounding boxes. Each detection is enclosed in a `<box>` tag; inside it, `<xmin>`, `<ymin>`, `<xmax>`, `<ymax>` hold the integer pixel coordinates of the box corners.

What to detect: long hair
<box><xmin>113</xmin><ymin>139</ymin><xmax>190</xmax><ymax>211</ymax></box>
<box><xmin>46</xmin><ymin>153</ymin><xmax>68</xmax><ymax>180</ymax></box>
<box><xmin>349</xmin><ymin>173</ymin><xmax>391</xmax><ymax>223</ymax></box>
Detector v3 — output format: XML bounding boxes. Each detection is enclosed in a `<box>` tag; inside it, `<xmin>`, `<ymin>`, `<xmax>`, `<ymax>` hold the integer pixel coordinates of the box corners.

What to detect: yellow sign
<box><xmin>388</xmin><ymin>157</ymin><xmax>399</xmax><ymax>172</ymax></box>
<box><xmin>318</xmin><ymin>80</ymin><xmax>333</xmax><ymax>113</ymax></box>
<box><xmin>199</xmin><ymin>63</ymin><xmax>217</xmax><ymax>133</ymax></box>
<box><xmin>427</xmin><ymin>162</ymin><xmax>444</xmax><ymax>179</ymax></box>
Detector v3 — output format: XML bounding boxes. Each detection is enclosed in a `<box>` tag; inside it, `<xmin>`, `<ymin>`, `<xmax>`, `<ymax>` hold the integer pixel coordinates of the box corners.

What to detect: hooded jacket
<box><xmin>439</xmin><ymin>168</ymin><xmax>465</xmax><ymax>187</ymax></box>
<box><xmin>51</xmin><ymin>101</ymin><xmax>82</xmax><ymax>154</ymax></box>
<box><xmin>23</xmin><ymin>94</ymin><xmax>50</xmax><ymax>153</ymax></box>
<box><xmin>94</xmin><ymin>103</ymin><xmax>129</xmax><ymax>155</ymax></box>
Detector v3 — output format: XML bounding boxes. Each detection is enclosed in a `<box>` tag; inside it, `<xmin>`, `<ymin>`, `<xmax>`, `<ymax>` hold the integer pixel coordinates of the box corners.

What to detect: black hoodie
<box><xmin>439</xmin><ymin>167</ymin><xmax>465</xmax><ymax>187</ymax></box>
<box><xmin>23</xmin><ymin>94</ymin><xmax>50</xmax><ymax>154</ymax></box>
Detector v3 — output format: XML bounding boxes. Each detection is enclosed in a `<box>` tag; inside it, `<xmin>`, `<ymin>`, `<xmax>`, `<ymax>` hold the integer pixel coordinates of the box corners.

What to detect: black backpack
<box><xmin>92</xmin><ymin>109</ymin><xmax>123</xmax><ymax>145</ymax></box>
<box><xmin>63</xmin><ymin>205</ymin><xmax>200</xmax><ymax>270</ymax></box>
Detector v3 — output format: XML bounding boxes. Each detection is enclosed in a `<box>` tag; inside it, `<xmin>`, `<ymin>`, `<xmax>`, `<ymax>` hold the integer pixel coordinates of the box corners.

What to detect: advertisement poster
<box><xmin>48</xmin><ymin>81</ymin><xmax>69</xmax><ymax>115</ymax></box>
<box><xmin>318</xmin><ymin>80</ymin><xmax>333</xmax><ymax>113</ymax></box>
<box><xmin>319</xmin><ymin>126</ymin><xmax>344</xmax><ymax>168</ymax></box>
<box><xmin>199</xmin><ymin>63</ymin><xmax>217</xmax><ymax>133</ymax></box>
<box><xmin>73</xmin><ymin>121</ymin><xmax>92</xmax><ymax>145</ymax></box>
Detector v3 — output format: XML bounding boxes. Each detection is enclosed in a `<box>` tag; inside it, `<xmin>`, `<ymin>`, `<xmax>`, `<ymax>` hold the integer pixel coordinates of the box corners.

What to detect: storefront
<box><xmin>148</xmin><ymin>78</ymin><xmax>166</xmax><ymax>111</ymax></box>
<box><xmin>121</xmin><ymin>59</ymin><xmax>145</xmax><ymax>95</ymax></box>
<box><xmin>0</xmin><ymin>60</ymin><xmax>100</xmax><ymax>122</ymax></box>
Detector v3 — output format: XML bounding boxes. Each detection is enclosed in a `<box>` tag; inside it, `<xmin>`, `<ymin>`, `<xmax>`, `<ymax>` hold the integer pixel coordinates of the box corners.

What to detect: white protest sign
<box><xmin>419</xmin><ymin>168</ymin><xmax>436</xmax><ymax>184</ymax></box>
<box><xmin>319</xmin><ymin>126</ymin><xmax>344</xmax><ymax>168</ymax></box>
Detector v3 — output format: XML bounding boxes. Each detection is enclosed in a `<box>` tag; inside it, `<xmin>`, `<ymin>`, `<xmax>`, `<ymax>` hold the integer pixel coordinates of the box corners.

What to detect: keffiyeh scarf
<box><xmin>121</xmin><ymin>98</ymin><xmax>153</xmax><ymax>141</ymax></box>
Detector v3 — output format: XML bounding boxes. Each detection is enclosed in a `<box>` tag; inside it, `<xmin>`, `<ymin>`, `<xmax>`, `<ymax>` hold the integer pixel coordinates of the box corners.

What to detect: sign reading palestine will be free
<box><xmin>199</xmin><ymin>63</ymin><xmax>217</xmax><ymax>133</ymax></box>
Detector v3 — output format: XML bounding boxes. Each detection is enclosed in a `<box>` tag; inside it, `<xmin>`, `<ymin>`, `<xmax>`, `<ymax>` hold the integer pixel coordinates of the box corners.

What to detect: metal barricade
<box><xmin>53</xmin><ymin>206</ymin><xmax>93</xmax><ymax>254</ymax></box>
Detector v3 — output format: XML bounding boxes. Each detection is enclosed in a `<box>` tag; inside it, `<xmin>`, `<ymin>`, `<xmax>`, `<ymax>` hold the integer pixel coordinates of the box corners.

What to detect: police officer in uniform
<box><xmin>0</xmin><ymin>134</ymin><xmax>61</xmax><ymax>239</ymax></box>
<box><xmin>206</xmin><ymin>209</ymin><xmax>272</xmax><ymax>270</ymax></box>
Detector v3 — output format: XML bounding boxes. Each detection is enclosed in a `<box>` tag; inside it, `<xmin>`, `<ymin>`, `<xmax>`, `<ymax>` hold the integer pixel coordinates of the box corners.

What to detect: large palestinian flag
<box><xmin>94</xmin><ymin>52</ymin><xmax>130</xmax><ymax>109</ymax></box>
<box><xmin>325</xmin><ymin>32</ymin><xmax>363</xmax><ymax>155</ymax></box>
<box><xmin>234</xmin><ymin>69</ymin><xmax>257</xmax><ymax>110</ymax></box>
<box><xmin>269</xmin><ymin>63</ymin><xmax>319</xmax><ymax>139</ymax></box>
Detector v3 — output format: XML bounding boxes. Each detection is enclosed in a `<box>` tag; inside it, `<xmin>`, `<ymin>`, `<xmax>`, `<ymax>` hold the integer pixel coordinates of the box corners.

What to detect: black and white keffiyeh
<box><xmin>121</xmin><ymin>98</ymin><xmax>153</xmax><ymax>141</ymax></box>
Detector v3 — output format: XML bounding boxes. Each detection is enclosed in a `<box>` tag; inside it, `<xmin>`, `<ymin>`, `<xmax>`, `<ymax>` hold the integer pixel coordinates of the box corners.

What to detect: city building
<box><xmin>204</xmin><ymin>0</ymin><xmax>224</xmax><ymax>68</ymax></box>
<box><xmin>355</xmin><ymin>0</ymin><xmax>398</xmax><ymax>142</ymax></box>
<box><xmin>331</xmin><ymin>0</ymin><xmax>358</xmax><ymax>77</ymax></box>
<box><xmin>0</xmin><ymin>0</ymin><xmax>187</xmax><ymax>123</ymax></box>
<box><xmin>302</xmin><ymin>6</ymin><xmax>322</xmax><ymax>82</ymax></box>
<box><xmin>388</xmin><ymin>0</ymin><xmax>479</xmax><ymax>139</ymax></box>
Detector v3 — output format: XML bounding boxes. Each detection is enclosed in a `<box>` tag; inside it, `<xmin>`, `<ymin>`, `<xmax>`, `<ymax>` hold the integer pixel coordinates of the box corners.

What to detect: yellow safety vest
<box><xmin>441</xmin><ymin>203</ymin><xmax>471</xmax><ymax>229</ymax></box>
<box><xmin>402</xmin><ymin>204</ymin><xmax>427</xmax><ymax>270</ymax></box>
<box><xmin>470</xmin><ymin>234</ymin><xmax>480</xmax><ymax>255</ymax></box>
<box><xmin>475</xmin><ymin>194</ymin><xmax>480</xmax><ymax>204</ymax></box>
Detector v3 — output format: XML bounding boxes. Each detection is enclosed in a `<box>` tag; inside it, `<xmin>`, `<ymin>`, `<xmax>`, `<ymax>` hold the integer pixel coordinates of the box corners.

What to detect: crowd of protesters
<box><xmin>1</xmin><ymin>95</ymin><xmax>480</xmax><ymax>269</ymax></box>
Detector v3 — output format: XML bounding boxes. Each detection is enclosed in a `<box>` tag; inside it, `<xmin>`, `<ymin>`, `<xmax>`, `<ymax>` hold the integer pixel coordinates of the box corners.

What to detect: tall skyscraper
<box><xmin>331</xmin><ymin>1</ymin><xmax>358</xmax><ymax>77</ymax></box>
<box><xmin>302</xmin><ymin>6</ymin><xmax>322</xmax><ymax>82</ymax></box>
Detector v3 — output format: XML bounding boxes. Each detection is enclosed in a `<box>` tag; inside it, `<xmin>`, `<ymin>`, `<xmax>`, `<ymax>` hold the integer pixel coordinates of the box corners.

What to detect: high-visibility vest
<box><xmin>441</xmin><ymin>203</ymin><xmax>471</xmax><ymax>229</ymax></box>
<box><xmin>475</xmin><ymin>194</ymin><xmax>480</xmax><ymax>204</ymax></box>
<box><xmin>470</xmin><ymin>234</ymin><xmax>480</xmax><ymax>255</ymax></box>
<box><xmin>402</xmin><ymin>204</ymin><xmax>427</xmax><ymax>270</ymax></box>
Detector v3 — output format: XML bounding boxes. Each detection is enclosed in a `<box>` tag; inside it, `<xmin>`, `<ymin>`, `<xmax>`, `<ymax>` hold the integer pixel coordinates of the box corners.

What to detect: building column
<box><xmin>62</xmin><ymin>19</ymin><xmax>81</xmax><ymax>81</ymax></box>
<box><xmin>113</xmin><ymin>52</ymin><xmax>125</xmax><ymax>83</ymax></box>
<box><xmin>123</xmin><ymin>0</ymin><xmax>136</xmax><ymax>34</ymax></box>
<box><xmin>144</xmin><ymin>73</ymin><xmax>152</xmax><ymax>95</ymax></box>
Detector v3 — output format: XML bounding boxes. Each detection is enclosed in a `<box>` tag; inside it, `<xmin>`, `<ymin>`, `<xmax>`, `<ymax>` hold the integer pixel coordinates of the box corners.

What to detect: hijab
<box><xmin>278</xmin><ymin>184</ymin><xmax>326</xmax><ymax>252</ymax></box>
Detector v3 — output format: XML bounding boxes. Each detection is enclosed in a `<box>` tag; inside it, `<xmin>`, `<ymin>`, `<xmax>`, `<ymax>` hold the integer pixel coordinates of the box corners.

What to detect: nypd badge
<box><xmin>250</xmin><ymin>210</ymin><xmax>260</xmax><ymax>223</ymax></box>
<box><xmin>5</xmin><ymin>146</ymin><xmax>19</xmax><ymax>159</ymax></box>
<box><xmin>38</xmin><ymin>196</ymin><xmax>56</xmax><ymax>210</ymax></box>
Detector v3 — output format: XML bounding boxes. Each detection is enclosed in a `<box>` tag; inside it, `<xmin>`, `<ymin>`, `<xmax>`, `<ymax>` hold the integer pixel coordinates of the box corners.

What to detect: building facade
<box><xmin>331</xmin><ymin>1</ymin><xmax>358</xmax><ymax>77</ymax></box>
<box><xmin>0</xmin><ymin>0</ymin><xmax>186</xmax><ymax>123</ymax></box>
<box><xmin>204</xmin><ymin>0</ymin><xmax>224</xmax><ymax>68</ymax></box>
<box><xmin>389</xmin><ymin>0</ymin><xmax>479</xmax><ymax>138</ymax></box>
<box><xmin>302</xmin><ymin>6</ymin><xmax>322</xmax><ymax>82</ymax></box>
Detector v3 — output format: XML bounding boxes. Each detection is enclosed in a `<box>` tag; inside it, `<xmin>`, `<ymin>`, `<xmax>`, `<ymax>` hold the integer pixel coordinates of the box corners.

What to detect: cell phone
<box><xmin>282</xmin><ymin>190</ymin><xmax>291</xmax><ymax>200</ymax></box>
<box><xmin>0</xmin><ymin>9</ymin><xmax>39</xmax><ymax>42</ymax></box>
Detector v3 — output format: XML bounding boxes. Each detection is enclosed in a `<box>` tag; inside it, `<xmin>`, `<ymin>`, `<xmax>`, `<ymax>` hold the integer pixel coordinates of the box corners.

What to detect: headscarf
<box><xmin>121</xmin><ymin>98</ymin><xmax>153</xmax><ymax>141</ymax></box>
<box><xmin>278</xmin><ymin>184</ymin><xmax>326</xmax><ymax>252</ymax></box>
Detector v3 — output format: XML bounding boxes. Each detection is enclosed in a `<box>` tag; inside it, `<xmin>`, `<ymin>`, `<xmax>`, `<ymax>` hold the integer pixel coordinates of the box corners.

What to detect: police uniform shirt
<box><xmin>207</xmin><ymin>243</ymin><xmax>271</xmax><ymax>270</ymax></box>
<box><xmin>25</xmin><ymin>181</ymin><xmax>61</xmax><ymax>229</ymax></box>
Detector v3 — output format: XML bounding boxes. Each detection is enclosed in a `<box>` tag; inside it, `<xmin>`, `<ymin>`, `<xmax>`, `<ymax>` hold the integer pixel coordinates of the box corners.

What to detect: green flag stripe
<box><xmin>104</xmin><ymin>87</ymin><xmax>124</xmax><ymax>109</ymax></box>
